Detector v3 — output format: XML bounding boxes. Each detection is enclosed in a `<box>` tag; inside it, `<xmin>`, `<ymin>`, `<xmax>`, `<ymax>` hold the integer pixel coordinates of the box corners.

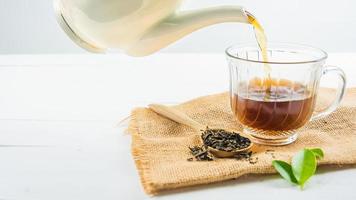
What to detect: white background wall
<box><xmin>0</xmin><ymin>0</ymin><xmax>355</xmax><ymax>54</ymax></box>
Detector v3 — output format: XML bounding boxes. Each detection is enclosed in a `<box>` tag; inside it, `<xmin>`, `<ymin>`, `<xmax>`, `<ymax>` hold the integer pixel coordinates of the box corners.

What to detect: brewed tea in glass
<box><xmin>226</xmin><ymin>43</ymin><xmax>346</xmax><ymax>145</ymax></box>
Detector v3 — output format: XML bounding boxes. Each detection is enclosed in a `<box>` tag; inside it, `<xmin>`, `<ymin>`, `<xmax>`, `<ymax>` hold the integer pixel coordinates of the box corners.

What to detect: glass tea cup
<box><xmin>226</xmin><ymin>43</ymin><xmax>346</xmax><ymax>146</ymax></box>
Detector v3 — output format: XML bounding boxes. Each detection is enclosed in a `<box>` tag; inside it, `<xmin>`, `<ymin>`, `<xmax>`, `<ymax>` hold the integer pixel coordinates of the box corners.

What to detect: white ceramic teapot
<box><xmin>54</xmin><ymin>0</ymin><xmax>249</xmax><ymax>56</ymax></box>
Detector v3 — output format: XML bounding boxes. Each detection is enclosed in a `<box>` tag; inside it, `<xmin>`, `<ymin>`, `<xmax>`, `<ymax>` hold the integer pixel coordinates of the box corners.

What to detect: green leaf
<box><xmin>272</xmin><ymin>160</ymin><xmax>298</xmax><ymax>184</ymax></box>
<box><xmin>310</xmin><ymin>148</ymin><xmax>324</xmax><ymax>159</ymax></box>
<box><xmin>291</xmin><ymin>149</ymin><xmax>317</xmax><ymax>189</ymax></box>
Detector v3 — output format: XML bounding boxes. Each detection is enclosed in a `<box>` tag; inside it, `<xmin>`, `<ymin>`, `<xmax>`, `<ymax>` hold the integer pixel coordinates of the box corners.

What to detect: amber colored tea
<box><xmin>231</xmin><ymin>79</ymin><xmax>316</xmax><ymax>131</ymax></box>
<box><xmin>246</xmin><ymin>12</ymin><xmax>270</xmax><ymax>72</ymax></box>
<box><xmin>232</xmin><ymin>13</ymin><xmax>317</xmax><ymax>132</ymax></box>
<box><xmin>246</xmin><ymin>12</ymin><xmax>273</xmax><ymax>96</ymax></box>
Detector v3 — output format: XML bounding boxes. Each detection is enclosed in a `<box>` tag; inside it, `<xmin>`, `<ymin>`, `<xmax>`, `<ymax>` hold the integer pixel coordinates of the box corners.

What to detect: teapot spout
<box><xmin>127</xmin><ymin>6</ymin><xmax>249</xmax><ymax>56</ymax></box>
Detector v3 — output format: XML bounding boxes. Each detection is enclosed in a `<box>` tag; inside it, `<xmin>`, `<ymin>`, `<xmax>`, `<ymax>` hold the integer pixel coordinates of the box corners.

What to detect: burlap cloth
<box><xmin>129</xmin><ymin>88</ymin><xmax>356</xmax><ymax>195</ymax></box>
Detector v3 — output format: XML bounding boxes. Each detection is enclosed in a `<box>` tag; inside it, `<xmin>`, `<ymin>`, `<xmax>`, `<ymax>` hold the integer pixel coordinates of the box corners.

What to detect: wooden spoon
<box><xmin>148</xmin><ymin>104</ymin><xmax>253</xmax><ymax>158</ymax></box>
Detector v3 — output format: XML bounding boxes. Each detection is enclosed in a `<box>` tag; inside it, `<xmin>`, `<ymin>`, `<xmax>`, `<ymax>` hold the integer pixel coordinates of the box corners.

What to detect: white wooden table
<box><xmin>0</xmin><ymin>53</ymin><xmax>355</xmax><ymax>200</ymax></box>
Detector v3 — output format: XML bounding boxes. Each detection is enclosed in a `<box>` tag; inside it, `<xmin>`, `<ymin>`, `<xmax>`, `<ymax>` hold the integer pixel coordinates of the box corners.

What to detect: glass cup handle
<box><xmin>311</xmin><ymin>65</ymin><xmax>347</xmax><ymax>121</ymax></box>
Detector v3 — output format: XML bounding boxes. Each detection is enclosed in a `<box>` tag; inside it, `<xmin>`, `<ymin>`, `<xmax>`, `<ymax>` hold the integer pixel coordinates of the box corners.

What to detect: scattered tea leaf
<box><xmin>291</xmin><ymin>149</ymin><xmax>317</xmax><ymax>189</ymax></box>
<box><xmin>234</xmin><ymin>151</ymin><xmax>252</xmax><ymax>160</ymax></box>
<box><xmin>272</xmin><ymin>160</ymin><xmax>298</xmax><ymax>184</ymax></box>
<box><xmin>310</xmin><ymin>148</ymin><xmax>324</xmax><ymax>159</ymax></box>
<box><xmin>188</xmin><ymin>146</ymin><xmax>214</xmax><ymax>161</ymax></box>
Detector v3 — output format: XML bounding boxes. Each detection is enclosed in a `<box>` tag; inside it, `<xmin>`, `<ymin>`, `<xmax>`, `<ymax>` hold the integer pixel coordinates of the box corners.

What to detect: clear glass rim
<box><xmin>225</xmin><ymin>42</ymin><xmax>328</xmax><ymax>65</ymax></box>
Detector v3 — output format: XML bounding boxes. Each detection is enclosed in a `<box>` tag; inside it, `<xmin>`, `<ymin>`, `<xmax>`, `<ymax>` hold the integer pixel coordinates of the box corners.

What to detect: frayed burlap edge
<box><xmin>129</xmin><ymin>109</ymin><xmax>156</xmax><ymax>195</ymax></box>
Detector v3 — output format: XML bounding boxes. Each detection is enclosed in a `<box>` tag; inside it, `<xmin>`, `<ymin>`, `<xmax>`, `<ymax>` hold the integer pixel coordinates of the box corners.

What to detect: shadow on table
<box><xmin>155</xmin><ymin>164</ymin><xmax>356</xmax><ymax>197</ymax></box>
